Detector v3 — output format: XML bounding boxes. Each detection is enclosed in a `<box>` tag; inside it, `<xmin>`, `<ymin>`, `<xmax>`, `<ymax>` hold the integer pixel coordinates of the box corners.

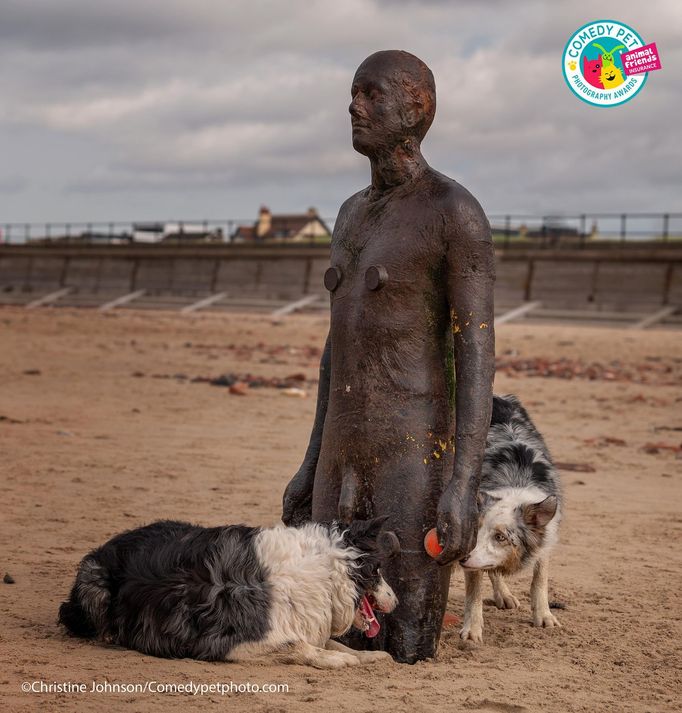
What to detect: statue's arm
<box><xmin>436</xmin><ymin>193</ymin><xmax>495</xmax><ymax>565</ymax></box>
<box><xmin>281</xmin><ymin>331</ymin><xmax>331</xmax><ymax>525</ymax></box>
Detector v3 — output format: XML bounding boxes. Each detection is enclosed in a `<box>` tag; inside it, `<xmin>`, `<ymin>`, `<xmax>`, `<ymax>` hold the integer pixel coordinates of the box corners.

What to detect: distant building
<box><xmin>232</xmin><ymin>206</ymin><xmax>331</xmax><ymax>242</ymax></box>
<box><xmin>231</xmin><ymin>225</ymin><xmax>256</xmax><ymax>242</ymax></box>
<box><xmin>132</xmin><ymin>222</ymin><xmax>221</xmax><ymax>243</ymax></box>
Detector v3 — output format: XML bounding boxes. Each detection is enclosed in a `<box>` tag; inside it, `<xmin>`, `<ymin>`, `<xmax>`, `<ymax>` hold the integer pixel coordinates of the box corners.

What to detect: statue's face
<box><xmin>349</xmin><ymin>61</ymin><xmax>411</xmax><ymax>157</ymax></box>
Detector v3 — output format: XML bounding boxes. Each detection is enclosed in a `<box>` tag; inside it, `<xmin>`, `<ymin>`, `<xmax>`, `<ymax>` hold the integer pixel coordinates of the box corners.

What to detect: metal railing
<box><xmin>1</xmin><ymin>213</ymin><xmax>680</xmax><ymax>247</ymax></box>
<box><xmin>0</xmin><ymin>218</ymin><xmax>341</xmax><ymax>246</ymax></box>
<box><xmin>487</xmin><ymin>213</ymin><xmax>682</xmax><ymax>248</ymax></box>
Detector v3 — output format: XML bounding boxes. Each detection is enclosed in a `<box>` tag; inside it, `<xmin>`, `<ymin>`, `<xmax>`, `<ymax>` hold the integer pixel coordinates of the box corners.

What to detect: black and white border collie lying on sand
<box><xmin>59</xmin><ymin>518</ymin><xmax>397</xmax><ymax>668</ymax></box>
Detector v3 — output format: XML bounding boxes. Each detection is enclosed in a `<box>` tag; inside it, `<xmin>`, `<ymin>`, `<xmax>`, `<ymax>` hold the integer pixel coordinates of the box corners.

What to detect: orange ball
<box><xmin>424</xmin><ymin>528</ymin><xmax>443</xmax><ymax>558</ymax></box>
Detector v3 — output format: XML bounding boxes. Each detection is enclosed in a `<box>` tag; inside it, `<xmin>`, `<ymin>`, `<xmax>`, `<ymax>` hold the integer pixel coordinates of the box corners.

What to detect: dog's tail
<box><xmin>58</xmin><ymin>556</ymin><xmax>110</xmax><ymax>639</ymax></box>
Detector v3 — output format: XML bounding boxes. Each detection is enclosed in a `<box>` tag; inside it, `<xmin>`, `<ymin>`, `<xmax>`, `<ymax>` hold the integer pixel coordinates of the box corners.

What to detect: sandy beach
<box><xmin>1</xmin><ymin>307</ymin><xmax>680</xmax><ymax>713</ymax></box>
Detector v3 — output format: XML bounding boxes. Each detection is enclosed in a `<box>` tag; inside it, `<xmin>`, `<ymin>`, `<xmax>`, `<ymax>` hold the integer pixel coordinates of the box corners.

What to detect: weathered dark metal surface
<box><xmin>282</xmin><ymin>50</ymin><xmax>496</xmax><ymax>663</ymax></box>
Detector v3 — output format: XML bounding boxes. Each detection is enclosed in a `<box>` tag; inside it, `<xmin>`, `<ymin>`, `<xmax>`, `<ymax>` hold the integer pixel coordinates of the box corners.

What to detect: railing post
<box><xmin>580</xmin><ymin>214</ymin><xmax>586</xmax><ymax>248</ymax></box>
<box><xmin>46</xmin><ymin>223</ymin><xmax>51</xmax><ymax>241</ymax></box>
<box><xmin>541</xmin><ymin>218</ymin><xmax>548</xmax><ymax>248</ymax></box>
<box><xmin>24</xmin><ymin>223</ymin><xmax>30</xmax><ymax>242</ymax></box>
<box><xmin>504</xmin><ymin>214</ymin><xmax>511</xmax><ymax>248</ymax></box>
<box><xmin>662</xmin><ymin>213</ymin><xmax>669</xmax><ymax>242</ymax></box>
<box><xmin>620</xmin><ymin>213</ymin><xmax>626</xmax><ymax>244</ymax></box>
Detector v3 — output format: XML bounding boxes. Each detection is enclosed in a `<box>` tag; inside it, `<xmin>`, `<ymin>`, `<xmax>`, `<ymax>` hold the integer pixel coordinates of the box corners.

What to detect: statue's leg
<box><xmin>335</xmin><ymin>549</ymin><xmax>450</xmax><ymax>664</ymax></box>
<box><xmin>381</xmin><ymin>550</ymin><xmax>451</xmax><ymax>663</ymax></box>
<box><xmin>373</xmin><ymin>451</ymin><xmax>453</xmax><ymax>663</ymax></box>
<box><xmin>315</xmin><ymin>447</ymin><xmax>453</xmax><ymax>663</ymax></box>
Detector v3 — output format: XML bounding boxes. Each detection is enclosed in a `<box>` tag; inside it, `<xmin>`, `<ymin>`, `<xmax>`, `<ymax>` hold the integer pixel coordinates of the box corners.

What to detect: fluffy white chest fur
<box><xmin>229</xmin><ymin>523</ymin><xmax>397</xmax><ymax>668</ymax></box>
<box><xmin>249</xmin><ymin>526</ymin><xmax>358</xmax><ymax>649</ymax></box>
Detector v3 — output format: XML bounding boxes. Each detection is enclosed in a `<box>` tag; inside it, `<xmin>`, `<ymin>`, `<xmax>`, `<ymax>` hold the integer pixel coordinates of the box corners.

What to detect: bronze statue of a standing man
<box><xmin>282</xmin><ymin>50</ymin><xmax>495</xmax><ymax>663</ymax></box>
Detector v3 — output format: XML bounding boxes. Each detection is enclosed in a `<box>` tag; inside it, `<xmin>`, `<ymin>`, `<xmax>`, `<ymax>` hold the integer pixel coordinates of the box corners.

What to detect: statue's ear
<box><xmin>402</xmin><ymin>98</ymin><xmax>423</xmax><ymax>135</ymax></box>
<box><xmin>404</xmin><ymin>104</ymin><xmax>419</xmax><ymax>128</ymax></box>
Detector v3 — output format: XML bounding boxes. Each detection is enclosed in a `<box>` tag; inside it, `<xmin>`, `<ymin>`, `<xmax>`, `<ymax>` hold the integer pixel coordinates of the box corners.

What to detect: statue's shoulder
<box><xmin>424</xmin><ymin>169</ymin><xmax>491</xmax><ymax>245</ymax></box>
<box><xmin>338</xmin><ymin>187</ymin><xmax>369</xmax><ymax>216</ymax></box>
<box><xmin>331</xmin><ymin>188</ymin><xmax>370</xmax><ymax>242</ymax></box>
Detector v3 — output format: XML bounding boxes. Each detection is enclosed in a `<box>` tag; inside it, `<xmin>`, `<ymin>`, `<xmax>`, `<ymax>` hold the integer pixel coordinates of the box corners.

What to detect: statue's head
<box><xmin>349</xmin><ymin>50</ymin><xmax>436</xmax><ymax>157</ymax></box>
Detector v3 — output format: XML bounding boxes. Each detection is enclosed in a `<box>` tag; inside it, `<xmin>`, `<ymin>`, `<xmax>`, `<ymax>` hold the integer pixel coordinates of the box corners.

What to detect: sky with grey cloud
<box><xmin>0</xmin><ymin>0</ymin><xmax>680</xmax><ymax>224</ymax></box>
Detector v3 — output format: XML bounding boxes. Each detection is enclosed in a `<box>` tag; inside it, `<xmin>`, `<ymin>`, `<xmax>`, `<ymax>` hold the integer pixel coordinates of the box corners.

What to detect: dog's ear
<box><xmin>352</xmin><ymin>516</ymin><xmax>388</xmax><ymax>539</ymax></box>
<box><xmin>521</xmin><ymin>496</ymin><xmax>558</xmax><ymax>529</ymax></box>
<box><xmin>477</xmin><ymin>490</ymin><xmax>500</xmax><ymax>511</ymax></box>
<box><xmin>344</xmin><ymin>516</ymin><xmax>388</xmax><ymax>547</ymax></box>
<box><xmin>364</xmin><ymin>515</ymin><xmax>389</xmax><ymax>538</ymax></box>
<box><xmin>490</xmin><ymin>395</ymin><xmax>515</xmax><ymax>425</ymax></box>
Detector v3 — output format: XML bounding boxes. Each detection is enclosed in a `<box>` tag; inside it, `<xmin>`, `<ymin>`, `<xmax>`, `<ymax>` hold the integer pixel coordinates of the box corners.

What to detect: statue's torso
<box><xmin>316</xmin><ymin>176</ymin><xmax>457</xmax><ymax>496</ymax></box>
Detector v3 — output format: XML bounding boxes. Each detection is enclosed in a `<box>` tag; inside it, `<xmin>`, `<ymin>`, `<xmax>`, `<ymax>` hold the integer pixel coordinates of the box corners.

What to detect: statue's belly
<box><xmin>320</xmin><ymin>395</ymin><xmax>454</xmax><ymax>465</ymax></box>
<box><xmin>321</xmin><ymin>273</ymin><xmax>455</xmax><ymax>468</ymax></box>
<box><xmin>314</xmin><ymin>228</ymin><xmax>455</xmax><ymax>520</ymax></box>
<box><xmin>313</xmin><ymin>395</ymin><xmax>455</xmax><ymax>526</ymax></box>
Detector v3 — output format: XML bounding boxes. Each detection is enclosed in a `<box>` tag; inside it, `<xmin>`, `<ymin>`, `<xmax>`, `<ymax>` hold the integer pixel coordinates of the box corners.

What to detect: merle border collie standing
<box><xmin>59</xmin><ymin>518</ymin><xmax>397</xmax><ymax>668</ymax></box>
<box><xmin>459</xmin><ymin>394</ymin><xmax>562</xmax><ymax>642</ymax></box>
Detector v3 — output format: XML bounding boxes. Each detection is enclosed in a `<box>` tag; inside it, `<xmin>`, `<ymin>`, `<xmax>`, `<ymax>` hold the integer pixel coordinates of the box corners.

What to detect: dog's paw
<box><xmin>494</xmin><ymin>591</ymin><xmax>520</xmax><ymax>610</ymax></box>
<box><xmin>317</xmin><ymin>652</ymin><xmax>362</xmax><ymax>669</ymax></box>
<box><xmin>460</xmin><ymin>622</ymin><xmax>483</xmax><ymax>643</ymax></box>
<box><xmin>533</xmin><ymin>612</ymin><xmax>561</xmax><ymax>628</ymax></box>
<box><xmin>356</xmin><ymin>650</ymin><xmax>393</xmax><ymax>664</ymax></box>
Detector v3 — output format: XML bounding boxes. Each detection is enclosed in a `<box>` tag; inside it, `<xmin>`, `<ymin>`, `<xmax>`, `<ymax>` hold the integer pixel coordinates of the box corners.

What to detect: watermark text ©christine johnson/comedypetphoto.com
<box><xmin>22</xmin><ymin>679</ymin><xmax>290</xmax><ymax>696</ymax></box>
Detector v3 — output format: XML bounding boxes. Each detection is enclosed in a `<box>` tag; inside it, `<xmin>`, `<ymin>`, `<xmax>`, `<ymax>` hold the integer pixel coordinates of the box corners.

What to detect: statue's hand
<box><xmin>434</xmin><ymin>488</ymin><xmax>479</xmax><ymax>566</ymax></box>
<box><xmin>282</xmin><ymin>468</ymin><xmax>314</xmax><ymax>527</ymax></box>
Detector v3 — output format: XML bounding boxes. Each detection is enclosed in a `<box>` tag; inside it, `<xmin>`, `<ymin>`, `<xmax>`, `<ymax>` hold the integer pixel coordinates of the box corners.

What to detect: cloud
<box><xmin>0</xmin><ymin>174</ymin><xmax>27</xmax><ymax>194</ymax></box>
<box><xmin>0</xmin><ymin>0</ymin><xmax>679</xmax><ymax>221</ymax></box>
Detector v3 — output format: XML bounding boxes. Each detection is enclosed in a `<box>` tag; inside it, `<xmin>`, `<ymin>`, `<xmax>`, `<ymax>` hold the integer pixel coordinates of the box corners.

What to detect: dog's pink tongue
<box><xmin>361</xmin><ymin>595</ymin><xmax>380</xmax><ymax>638</ymax></box>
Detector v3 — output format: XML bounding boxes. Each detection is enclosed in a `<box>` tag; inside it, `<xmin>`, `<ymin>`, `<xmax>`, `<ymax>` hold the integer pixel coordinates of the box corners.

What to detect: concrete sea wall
<box><xmin>0</xmin><ymin>244</ymin><xmax>680</xmax><ymax>311</ymax></box>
